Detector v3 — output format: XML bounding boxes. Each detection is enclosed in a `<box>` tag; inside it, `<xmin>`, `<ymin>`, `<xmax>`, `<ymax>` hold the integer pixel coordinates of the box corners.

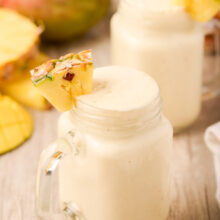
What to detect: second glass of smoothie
<box><xmin>111</xmin><ymin>0</ymin><xmax>204</xmax><ymax>133</ymax></box>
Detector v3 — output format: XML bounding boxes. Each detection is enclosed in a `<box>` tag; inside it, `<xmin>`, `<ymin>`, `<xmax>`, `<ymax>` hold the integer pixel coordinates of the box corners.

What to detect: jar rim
<box><xmin>74</xmin><ymin>91</ymin><xmax>161</xmax><ymax>118</ymax></box>
<box><xmin>117</xmin><ymin>0</ymin><xmax>196</xmax><ymax>30</ymax></box>
<box><xmin>70</xmin><ymin>93</ymin><xmax>162</xmax><ymax>137</ymax></box>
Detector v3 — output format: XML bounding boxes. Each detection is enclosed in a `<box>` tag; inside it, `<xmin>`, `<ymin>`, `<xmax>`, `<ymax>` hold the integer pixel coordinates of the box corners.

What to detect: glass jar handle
<box><xmin>36</xmin><ymin>130</ymin><xmax>84</xmax><ymax>220</ymax></box>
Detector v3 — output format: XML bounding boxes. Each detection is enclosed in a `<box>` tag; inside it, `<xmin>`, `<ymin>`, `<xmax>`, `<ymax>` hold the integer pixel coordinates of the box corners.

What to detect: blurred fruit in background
<box><xmin>0</xmin><ymin>8</ymin><xmax>52</xmax><ymax>153</ymax></box>
<box><xmin>0</xmin><ymin>8</ymin><xmax>51</xmax><ymax>111</ymax></box>
<box><xmin>0</xmin><ymin>53</ymin><xmax>51</xmax><ymax>110</ymax></box>
<box><xmin>0</xmin><ymin>8</ymin><xmax>39</xmax><ymax>81</ymax></box>
<box><xmin>203</xmin><ymin>11</ymin><xmax>220</xmax><ymax>99</ymax></box>
<box><xmin>173</xmin><ymin>0</ymin><xmax>220</xmax><ymax>22</ymax></box>
<box><xmin>204</xmin><ymin>12</ymin><xmax>220</xmax><ymax>54</ymax></box>
<box><xmin>1</xmin><ymin>0</ymin><xmax>111</xmax><ymax>41</ymax></box>
<box><xmin>0</xmin><ymin>95</ymin><xmax>33</xmax><ymax>154</ymax></box>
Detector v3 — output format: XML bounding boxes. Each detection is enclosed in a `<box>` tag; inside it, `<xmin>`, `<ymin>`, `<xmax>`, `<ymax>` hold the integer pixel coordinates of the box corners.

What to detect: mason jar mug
<box><xmin>36</xmin><ymin>66</ymin><xmax>173</xmax><ymax>220</ymax></box>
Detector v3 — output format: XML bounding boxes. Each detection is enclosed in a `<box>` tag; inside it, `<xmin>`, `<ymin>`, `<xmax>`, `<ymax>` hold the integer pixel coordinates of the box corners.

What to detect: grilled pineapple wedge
<box><xmin>0</xmin><ymin>8</ymin><xmax>39</xmax><ymax>80</ymax></box>
<box><xmin>31</xmin><ymin>50</ymin><xmax>93</xmax><ymax>112</ymax></box>
<box><xmin>0</xmin><ymin>95</ymin><xmax>33</xmax><ymax>154</ymax></box>
<box><xmin>0</xmin><ymin>53</ymin><xmax>51</xmax><ymax>110</ymax></box>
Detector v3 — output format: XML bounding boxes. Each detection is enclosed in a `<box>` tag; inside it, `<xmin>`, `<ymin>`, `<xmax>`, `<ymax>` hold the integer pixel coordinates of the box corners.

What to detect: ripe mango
<box><xmin>0</xmin><ymin>95</ymin><xmax>33</xmax><ymax>154</ymax></box>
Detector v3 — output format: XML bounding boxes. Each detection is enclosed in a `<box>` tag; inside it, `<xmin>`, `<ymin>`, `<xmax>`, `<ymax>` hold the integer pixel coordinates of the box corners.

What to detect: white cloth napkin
<box><xmin>205</xmin><ymin>122</ymin><xmax>220</xmax><ymax>206</ymax></box>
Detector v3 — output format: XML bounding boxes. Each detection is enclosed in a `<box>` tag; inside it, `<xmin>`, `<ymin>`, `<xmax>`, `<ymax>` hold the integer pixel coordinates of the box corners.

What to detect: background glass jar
<box><xmin>111</xmin><ymin>0</ymin><xmax>204</xmax><ymax>133</ymax></box>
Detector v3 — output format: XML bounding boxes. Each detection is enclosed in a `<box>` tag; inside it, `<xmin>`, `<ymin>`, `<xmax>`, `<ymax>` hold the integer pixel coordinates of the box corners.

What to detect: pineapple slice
<box><xmin>0</xmin><ymin>53</ymin><xmax>51</xmax><ymax>110</ymax></box>
<box><xmin>0</xmin><ymin>8</ymin><xmax>39</xmax><ymax>80</ymax></box>
<box><xmin>31</xmin><ymin>50</ymin><xmax>93</xmax><ymax>112</ymax></box>
<box><xmin>173</xmin><ymin>0</ymin><xmax>220</xmax><ymax>22</ymax></box>
<box><xmin>0</xmin><ymin>95</ymin><xmax>33</xmax><ymax>154</ymax></box>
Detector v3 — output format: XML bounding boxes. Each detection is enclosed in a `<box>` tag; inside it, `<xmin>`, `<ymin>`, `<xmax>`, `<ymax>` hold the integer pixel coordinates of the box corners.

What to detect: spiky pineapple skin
<box><xmin>0</xmin><ymin>45</ymin><xmax>38</xmax><ymax>81</ymax></box>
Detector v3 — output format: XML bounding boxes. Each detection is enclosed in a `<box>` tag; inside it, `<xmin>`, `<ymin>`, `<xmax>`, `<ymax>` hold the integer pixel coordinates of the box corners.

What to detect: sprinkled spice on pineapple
<box><xmin>31</xmin><ymin>50</ymin><xmax>93</xmax><ymax>112</ymax></box>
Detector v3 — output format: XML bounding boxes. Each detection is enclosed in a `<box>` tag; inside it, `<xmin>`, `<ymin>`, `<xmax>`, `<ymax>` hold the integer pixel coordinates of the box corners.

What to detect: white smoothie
<box><xmin>111</xmin><ymin>0</ymin><xmax>204</xmax><ymax>132</ymax></box>
<box><xmin>58</xmin><ymin>66</ymin><xmax>173</xmax><ymax>220</ymax></box>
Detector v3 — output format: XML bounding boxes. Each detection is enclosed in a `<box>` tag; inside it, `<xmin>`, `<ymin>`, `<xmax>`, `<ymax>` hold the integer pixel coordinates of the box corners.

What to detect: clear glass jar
<box><xmin>111</xmin><ymin>0</ymin><xmax>204</xmax><ymax>133</ymax></box>
<box><xmin>36</xmin><ymin>66</ymin><xmax>173</xmax><ymax>220</ymax></box>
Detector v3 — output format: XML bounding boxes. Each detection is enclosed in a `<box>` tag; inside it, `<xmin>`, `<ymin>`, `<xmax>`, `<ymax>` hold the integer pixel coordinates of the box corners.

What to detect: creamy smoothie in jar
<box><xmin>57</xmin><ymin>66</ymin><xmax>173</xmax><ymax>220</ymax></box>
<box><xmin>111</xmin><ymin>0</ymin><xmax>204</xmax><ymax>132</ymax></box>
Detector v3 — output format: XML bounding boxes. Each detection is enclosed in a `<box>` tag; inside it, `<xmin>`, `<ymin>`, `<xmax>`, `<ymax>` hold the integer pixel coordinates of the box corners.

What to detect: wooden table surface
<box><xmin>0</xmin><ymin>17</ymin><xmax>220</xmax><ymax>220</ymax></box>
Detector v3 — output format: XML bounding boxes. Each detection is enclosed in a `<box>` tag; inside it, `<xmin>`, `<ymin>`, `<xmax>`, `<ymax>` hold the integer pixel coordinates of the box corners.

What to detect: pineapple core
<box><xmin>31</xmin><ymin>50</ymin><xmax>93</xmax><ymax>112</ymax></box>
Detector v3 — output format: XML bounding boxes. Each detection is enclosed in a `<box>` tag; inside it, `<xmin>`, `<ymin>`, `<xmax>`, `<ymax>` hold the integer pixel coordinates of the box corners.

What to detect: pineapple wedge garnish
<box><xmin>0</xmin><ymin>8</ymin><xmax>39</xmax><ymax>80</ymax></box>
<box><xmin>0</xmin><ymin>95</ymin><xmax>33</xmax><ymax>154</ymax></box>
<box><xmin>173</xmin><ymin>0</ymin><xmax>220</xmax><ymax>22</ymax></box>
<box><xmin>31</xmin><ymin>50</ymin><xmax>93</xmax><ymax>112</ymax></box>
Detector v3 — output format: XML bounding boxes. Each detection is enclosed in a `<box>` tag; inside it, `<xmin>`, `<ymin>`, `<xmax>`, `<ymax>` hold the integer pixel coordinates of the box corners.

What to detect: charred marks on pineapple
<box><xmin>60</xmin><ymin>53</ymin><xmax>74</xmax><ymax>61</ymax></box>
<box><xmin>78</xmin><ymin>49</ymin><xmax>92</xmax><ymax>62</ymax></box>
<box><xmin>32</xmin><ymin>67</ymin><xmax>38</xmax><ymax>74</ymax></box>
<box><xmin>31</xmin><ymin>60</ymin><xmax>56</xmax><ymax>81</ymax></box>
<box><xmin>63</xmin><ymin>72</ymin><xmax>75</xmax><ymax>81</ymax></box>
<box><xmin>46</xmin><ymin>60</ymin><xmax>56</xmax><ymax>72</ymax></box>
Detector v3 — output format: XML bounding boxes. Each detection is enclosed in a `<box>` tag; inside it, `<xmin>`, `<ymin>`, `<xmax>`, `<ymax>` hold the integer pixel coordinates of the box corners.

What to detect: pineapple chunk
<box><xmin>0</xmin><ymin>53</ymin><xmax>51</xmax><ymax>110</ymax></box>
<box><xmin>173</xmin><ymin>0</ymin><xmax>220</xmax><ymax>22</ymax></box>
<box><xmin>31</xmin><ymin>50</ymin><xmax>93</xmax><ymax>112</ymax></box>
<box><xmin>0</xmin><ymin>8</ymin><xmax>39</xmax><ymax>80</ymax></box>
<box><xmin>0</xmin><ymin>95</ymin><xmax>33</xmax><ymax>154</ymax></box>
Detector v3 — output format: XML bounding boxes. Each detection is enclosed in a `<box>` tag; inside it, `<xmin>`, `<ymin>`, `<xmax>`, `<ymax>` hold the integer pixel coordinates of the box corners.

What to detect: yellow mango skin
<box><xmin>173</xmin><ymin>0</ymin><xmax>220</xmax><ymax>22</ymax></box>
<box><xmin>0</xmin><ymin>95</ymin><xmax>33</xmax><ymax>154</ymax></box>
<box><xmin>36</xmin><ymin>63</ymin><xmax>93</xmax><ymax>112</ymax></box>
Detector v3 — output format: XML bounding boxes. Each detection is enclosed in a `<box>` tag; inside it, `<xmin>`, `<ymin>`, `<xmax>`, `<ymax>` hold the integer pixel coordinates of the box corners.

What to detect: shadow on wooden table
<box><xmin>190</xmin><ymin>95</ymin><xmax>220</xmax><ymax>134</ymax></box>
<box><xmin>168</xmin><ymin>95</ymin><xmax>220</xmax><ymax>220</ymax></box>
